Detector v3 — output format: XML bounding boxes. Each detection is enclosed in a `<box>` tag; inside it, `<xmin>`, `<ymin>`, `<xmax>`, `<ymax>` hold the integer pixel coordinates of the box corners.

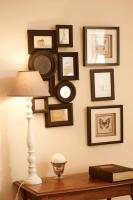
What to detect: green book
<box><xmin>89</xmin><ymin>164</ymin><xmax>133</xmax><ymax>182</ymax></box>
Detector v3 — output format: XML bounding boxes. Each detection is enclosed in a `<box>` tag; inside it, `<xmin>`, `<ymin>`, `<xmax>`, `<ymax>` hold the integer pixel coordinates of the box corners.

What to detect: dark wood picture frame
<box><xmin>55</xmin><ymin>81</ymin><xmax>76</xmax><ymax>103</ymax></box>
<box><xmin>56</xmin><ymin>25</ymin><xmax>73</xmax><ymax>47</ymax></box>
<box><xmin>90</xmin><ymin>69</ymin><xmax>115</xmax><ymax>101</ymax></box>
<box><xmin>49</xmin><ymin>75</ymin><xmax>56</xmax><ymax>97</ymax></box>
<box><xmin>32</xmin><ymin>97</ymin><xmax>48</xmax><ymax>113</ymax></box>
<box><xmin>27</xmin><ymin>30</ymin><xmax>57</xmax><ymax>54</ymax></box>
<box><xmin>87</xmin><ymin>105</ymin><xmax>123</xmax><ymax>146</ymax></box>
<box><xmin>58</xmin><ymin>52</ymin><xmax>79</xmax><ymax>81</ymax></box>
<box><xmin>45</xmin><ymin>103</ymin><xmax>73</xmax><ymax>127</ymax></box>
<box><xmin>83</xmin><ymin>26</ymin><xmax>120</xmax><ymax>66</ymax></box>
<box><xmin>28</xmin><ymin>51</ymin><xmax>57</xmax><ymax>80</ymax></box>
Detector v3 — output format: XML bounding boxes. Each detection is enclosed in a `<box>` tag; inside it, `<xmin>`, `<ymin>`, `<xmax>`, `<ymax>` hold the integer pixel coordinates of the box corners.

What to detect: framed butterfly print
<box><xmin>87</xmin><ymin>105</ymin><xmax>123</xmax><ymax>146</ymax></box>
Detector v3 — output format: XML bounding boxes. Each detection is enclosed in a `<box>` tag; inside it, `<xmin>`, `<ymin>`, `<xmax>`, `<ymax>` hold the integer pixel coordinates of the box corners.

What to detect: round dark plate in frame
<box><xmin>28</xmin><ymin>51</ymin><xmax>57</xmax><ymax>80</ymax></box>
<box><xmin>55</xmin><ymin>81</ymin><xmax>76</xmax><ymax>103</ymax></box>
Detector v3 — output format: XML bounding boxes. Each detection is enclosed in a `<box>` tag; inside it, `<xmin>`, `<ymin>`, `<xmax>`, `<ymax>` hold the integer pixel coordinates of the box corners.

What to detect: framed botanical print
<box><xmin>87</xmin><ymin>105</ymin><xmax>123</xmax><ymax>146</ymax></box>
<box><xmin>58</xmin><ymin>52</ymin><xmax>79</xmax><ymax>81</ymax></box>
<box><xmin>27</xmin><ymin>30</ymin><xmax>57</xmax><ymax>54</ymax></box>
<box><xmin>90</xmin><ymin>69</ymin><xmax>115</xmax><ymax>101</ymax></box>
<box><xmin>83</xmin><ymin>27</ymin><xmax>120</xmax><ymax>66</ymax></box>
<box><xmin>45</xmin><ymin>103</ymin><xmax>73</xmax><ymax>127</ymax></box>
<box><xmin>56</xmin><ymin>25</ymin><xmax>73</xmax><ymax>47</ymax></box>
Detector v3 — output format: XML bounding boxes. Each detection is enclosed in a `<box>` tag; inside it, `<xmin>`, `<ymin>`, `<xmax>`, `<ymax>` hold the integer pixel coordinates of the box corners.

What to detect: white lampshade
<box><xmin>10</xmin><ymin>71</ymin><xmax>50</xmax><ymax>97</ymax></box>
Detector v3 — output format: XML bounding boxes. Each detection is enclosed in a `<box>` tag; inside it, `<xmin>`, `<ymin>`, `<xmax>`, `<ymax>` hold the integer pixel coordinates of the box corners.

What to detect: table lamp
<box><xmin>10</xmin><ymin>71</ymin><xmax>50</xmax><ymax>185</ymax></box>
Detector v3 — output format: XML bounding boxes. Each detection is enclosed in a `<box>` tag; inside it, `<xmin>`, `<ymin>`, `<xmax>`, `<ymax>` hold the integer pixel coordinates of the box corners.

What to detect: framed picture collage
<box><xmin>27</xmin><ymin>24</ymin><xmax>123</xmax><ymax>147</ymax></box>
<box><xmin>27</xmin><ymin>25</ymin><xmax>79</xmax><ymax>128</ymax></box>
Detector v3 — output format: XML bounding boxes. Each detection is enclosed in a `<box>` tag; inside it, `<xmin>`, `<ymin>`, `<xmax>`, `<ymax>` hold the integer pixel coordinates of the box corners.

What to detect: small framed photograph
<box><xmin>83</xmin><ymin>27</ymin><xmax>120</xmax><ymax>66</ymax></box>
<box><xmin>45</xmin><ymin>103</ymin><xmax>73</xmax><ymax>127</ymax></box>
<box><xmin>56</xmin><ymin>25</ymin><xmax>73</xmax><ymax>47</ymax></box>
<box><xmin>27</xmin><ymin>30</ymin><xmax>57</xmax><ymax>54</ymax></box>
<box><xmin>87</xmin><ymin>105</ymin><xmax>123</xmax><ymax>146</ymax></box>
<box><xmin>32</xmin><ymin>97</ymin><xmax>48</xmax><ymax>113</ymax></box>
<box><xmin>58</xmin><ymin>52</ymin><xmax>79</xmax><ymax>81</ymax></box>
<box><xmin>90</xmin><ymin>69</ymin><xmax>115</xmax><ymax>101</ymax></box>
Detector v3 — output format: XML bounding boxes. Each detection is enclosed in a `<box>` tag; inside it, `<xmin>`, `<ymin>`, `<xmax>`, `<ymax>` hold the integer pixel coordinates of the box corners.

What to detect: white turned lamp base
<box><xmin>25</xmin><ymin>175</ymin><xmax>42</xmax><ymax>185</ymax></box>
<box><xmin>25</xmin><ymin>97</ymin><xmax>42</xmax><ymax>185</ymax></box>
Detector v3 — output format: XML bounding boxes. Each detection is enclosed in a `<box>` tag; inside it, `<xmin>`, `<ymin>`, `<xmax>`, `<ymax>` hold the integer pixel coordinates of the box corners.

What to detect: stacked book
<box><xmin>89</xmin><ymin>164</ymin><xmax>133</xmax><ymax>182</ymax></box>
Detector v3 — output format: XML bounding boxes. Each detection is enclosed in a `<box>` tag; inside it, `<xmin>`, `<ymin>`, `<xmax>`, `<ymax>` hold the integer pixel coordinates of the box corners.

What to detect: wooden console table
<box><xmin>14</xmin><ymin>172</ymin><xmax>133</xmax><ymax>200</ymax></box>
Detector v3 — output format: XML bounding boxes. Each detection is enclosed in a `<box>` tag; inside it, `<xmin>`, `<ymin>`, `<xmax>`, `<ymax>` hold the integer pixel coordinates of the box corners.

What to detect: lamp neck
<box><xmin>25</xmin><ymin>96</ymin><xmax>42</xmax><ymax>184</ymax></box>
<box><xmin>26</xmin><ymin>97</ymin><xmax>33</xmax><ymax>119</ymax></box>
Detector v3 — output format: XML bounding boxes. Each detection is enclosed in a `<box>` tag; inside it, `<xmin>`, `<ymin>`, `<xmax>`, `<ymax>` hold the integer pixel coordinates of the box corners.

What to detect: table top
<box><xmin>14</xmin><ymin>173</ymin><xmax>133</xmax><ymax>197</ymax></box>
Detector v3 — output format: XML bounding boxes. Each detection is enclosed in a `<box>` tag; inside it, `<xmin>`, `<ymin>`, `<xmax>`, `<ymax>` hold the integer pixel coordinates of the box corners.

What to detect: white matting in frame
<box><xmin>90</xmin><ymin>69</ymin><xmax>115</xmax><ymax>101</ymax></box>
<box><xmin>94</xmin><ymin>72</ymin><xmax>111</xmax><ymax>97</ymax></box>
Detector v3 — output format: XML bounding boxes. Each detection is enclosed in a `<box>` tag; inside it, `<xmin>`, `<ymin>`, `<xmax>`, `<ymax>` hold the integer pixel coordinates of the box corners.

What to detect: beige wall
<box><xmin>0</xmin><ymin>0</ymin><xmax>133</xmax><ymax>199</ymax></box>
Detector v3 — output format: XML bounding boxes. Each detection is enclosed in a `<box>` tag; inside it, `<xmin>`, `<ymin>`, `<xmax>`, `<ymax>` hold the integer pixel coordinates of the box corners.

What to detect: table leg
<box><xmin>107</xmin><ymin>198</ymin><xmax>111</xmax><ymax>200</ymax></box>
<box><xmin>21</xmin><ymin>190</ymin><xmax>27</xmax><ymax>200</ymax></box>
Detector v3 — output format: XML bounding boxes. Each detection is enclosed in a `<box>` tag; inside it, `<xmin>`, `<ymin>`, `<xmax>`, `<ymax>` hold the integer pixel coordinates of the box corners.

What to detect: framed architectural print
<box><xmin>55</xmin><ymin>81</ymin><xmax>76</xmax><ymax>103</ymax></box>
<box><xmin>83</xmin><ymin>27</ymin><xmax>120</xmax><ymax>66</ymax></box>
<box><xmin>58</xmin><ymin>52</ymin><xmax>79</xmax><ymax>81</ymax></box>
<box><xmin>90</xmin><ymin>69</ymin><xmax>115</xmax><ymax>101</ymax></box>
<box><xmin>27</xmin><ymin>30</ymin><xmax>57</xmax><ymax>54</ymax></box>
<box><xmin>45</xmin><ymin>103</ymin><xmax>73</xmax><ymax>127</ymax></box>
<box><xmin>32</xmin><ymin>97</ymin><xmax>48</xmax><ymax>113</ymax></box>
<box><xmin>87</xmin><ymin>105</ymin><xmax>123</xmax><ymax>146</ymax></box>
<box><xmin>56</xmin><ymin>25</ymin><xmax>73</xmax><ymax>47</ymax></box>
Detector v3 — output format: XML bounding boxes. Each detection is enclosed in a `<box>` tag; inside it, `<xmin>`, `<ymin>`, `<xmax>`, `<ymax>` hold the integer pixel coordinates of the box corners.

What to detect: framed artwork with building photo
<box><xmin>90</xmin><ymin>69</ymin><xmax>115</xmax><ymax>101</ymax></box>
<box><xmin>83</xmin><ymin>27</ymin><xmax>120</xmax><ymax>66</ymax></box>
<box><xmin>56</xmin><ymin>25</ymin><xmax>73</xmax><ymax>47</ymax></box>
<box><xmin>27</xmin><ymin>30</ymin><xmax>57</xmax><ymax>54</ymax></box>
<box><xmin>58</xmin><ymin>52</ymin><xmax>79</xmax><ymax>81</ymax></box>
<box><xmin>87</xmin><ymin>105</ymin><xmax>123</xmax><ymax>146</ymax></box>
<box><xmin>45</xmin><ymin>103</ymin><xmax>73</xmax><ymax>127</ymax></box>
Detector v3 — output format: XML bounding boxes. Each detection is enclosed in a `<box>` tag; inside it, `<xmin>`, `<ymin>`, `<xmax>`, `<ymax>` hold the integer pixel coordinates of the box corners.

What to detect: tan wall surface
<box><xmin>0</xmin><ymin>0</ymin><xmax>133</xmax><ymax>199</ymax></box>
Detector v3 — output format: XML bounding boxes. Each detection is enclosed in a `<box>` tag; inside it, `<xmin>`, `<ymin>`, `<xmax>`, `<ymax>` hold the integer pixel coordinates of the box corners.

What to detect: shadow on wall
<box><xmin>0</xmin><ymin>72</ymin><xmax>17</xmax><ymax>200</ymax></box>
<box><xmin>0</xmin><ymin>71</ymin><xmax>16</xmax><ymax>98</ymax></box>
<box><xmin>0</xmin><ymin>122</ymin><xmax>16</xmax><ymax>200</ymax></box>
